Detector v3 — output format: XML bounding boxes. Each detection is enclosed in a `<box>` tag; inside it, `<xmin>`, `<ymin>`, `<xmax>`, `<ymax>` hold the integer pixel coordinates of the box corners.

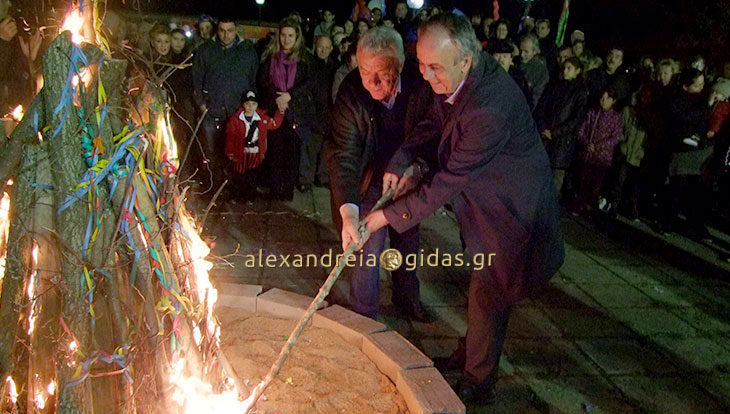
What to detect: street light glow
<box><xmin>255</xmin><ymin>0</ymin><xmax>265</xmax><ymax>5</ymax></box>
<box><xmin>407</xmin><ymin>0</ymin><xmax>424</xmax><ymax>8</ymax></box>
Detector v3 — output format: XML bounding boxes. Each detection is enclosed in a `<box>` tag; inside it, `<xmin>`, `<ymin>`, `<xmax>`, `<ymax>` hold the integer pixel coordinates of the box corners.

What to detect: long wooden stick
<box><xmin>242</xmin><ymin>189</ymin><xmax>395</xmax><ymax>413</ymax></box>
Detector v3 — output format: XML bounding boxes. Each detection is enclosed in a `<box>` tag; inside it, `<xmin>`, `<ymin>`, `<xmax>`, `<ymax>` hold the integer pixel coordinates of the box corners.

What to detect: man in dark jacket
<box><xmin>328</xmin><ymin>26</ymin><xmax>432</xmax><ymax>321</ymax></box>
<box><xmin>363</xmin><ymin>13</ymin><xmax>564</xmax><ymax>403</ymax></box>
<box><xmin>192</xmin><ymin>18</ymin><xmax>258</xmax><ymax>193</ymax></box>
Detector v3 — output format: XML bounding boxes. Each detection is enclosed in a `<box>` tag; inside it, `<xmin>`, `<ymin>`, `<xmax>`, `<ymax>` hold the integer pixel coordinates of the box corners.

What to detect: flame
<box><xmin>177</xmin><ymin>213</ymin><xmax>216</xmax><ymax>327</ymax></box>
<box><xmin>11</xmin><ymin>105</ymin><xmax>23</xmax><ymax>121</ymax></box>
<box><xmin>47</xmin><ymin>380</ymin><xmax>56</xmax><ymax>395</ymax></box>
<box><xmin>69</xmin><ymin>340</ymin><xmax>77</xmax><ymax>352</ymax></box>
<box><xmin>27</xmin><ymin>244</ymin><xmax>39</xmax><ymax>335</ymax></box>
<box><xmin>71</xmin><ymin>67</ymin><xmax>93</xmax><ymax>90</ymax></box>
<box><xmin>5</xmin><ymin>376</ymin><xmax>17</xmax><ymax>404</ymax></box>
<box><xmin>0</xmin><ymin>183</ymin><xmax>11</xmax><ymax>283</ymax></box>
<box><xmin>61</xmin><ymin>8</ymin><xmax>85</xmax><ymax>45</ymax></box>
<box><xmin>158</xmin><ymin>114</ymin><xmax>179</xmax><ymax>167</ymax></box>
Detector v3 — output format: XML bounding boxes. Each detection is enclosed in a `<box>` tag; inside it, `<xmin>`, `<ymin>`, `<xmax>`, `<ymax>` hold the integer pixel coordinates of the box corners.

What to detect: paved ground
<box><xmin>196</xmin><ymin>186</ymin><xmax>730</xmax><ymax>413</ymax></box>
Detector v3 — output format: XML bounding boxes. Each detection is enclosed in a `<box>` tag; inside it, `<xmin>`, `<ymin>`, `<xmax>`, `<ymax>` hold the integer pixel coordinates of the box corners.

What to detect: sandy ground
<box><xmin>217</xmin><ymin>307</ymin><xmax>409</xmax><ymax>414</ymax></box>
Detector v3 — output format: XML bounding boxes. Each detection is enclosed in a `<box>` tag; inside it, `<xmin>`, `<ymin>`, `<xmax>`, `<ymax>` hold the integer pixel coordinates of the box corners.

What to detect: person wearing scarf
<box><xmin>258</xmin><ymin>17</ymin><xmax>317</xmax><ymax>201</ymax></box>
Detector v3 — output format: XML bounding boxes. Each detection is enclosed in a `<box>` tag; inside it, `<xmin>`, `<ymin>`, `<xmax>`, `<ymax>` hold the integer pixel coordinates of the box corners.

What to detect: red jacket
<box><xmin>709</xmin><ymin>101</ymin><xmax>730</xmax><ymax>135</ymax></box>
<box><xmin>225</xmin><ymin>108</ymin><xmax>283</xmax><ymax>174</ymax></box>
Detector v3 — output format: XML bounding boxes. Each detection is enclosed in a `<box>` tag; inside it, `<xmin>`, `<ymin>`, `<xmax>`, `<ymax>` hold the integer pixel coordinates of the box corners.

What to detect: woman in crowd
<box><xmin>258</xmin><ymin>17</ymin><xmax>317</xmax><ymax>200</ymax></box>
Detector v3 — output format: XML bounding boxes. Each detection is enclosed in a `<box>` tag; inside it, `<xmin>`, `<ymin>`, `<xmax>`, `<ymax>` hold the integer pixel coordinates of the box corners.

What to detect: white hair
<box><xmin>357</xmin><ymin>26</ymin><xmax>405</xmax><ymax>68</ymax></box>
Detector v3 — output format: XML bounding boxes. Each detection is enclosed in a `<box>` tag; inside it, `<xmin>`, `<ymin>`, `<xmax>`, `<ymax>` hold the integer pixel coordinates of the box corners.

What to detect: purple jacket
<box><xmin>576</xmin><ymin>108</ymin><xmax>623</xmax><ymax>166</ymax></box>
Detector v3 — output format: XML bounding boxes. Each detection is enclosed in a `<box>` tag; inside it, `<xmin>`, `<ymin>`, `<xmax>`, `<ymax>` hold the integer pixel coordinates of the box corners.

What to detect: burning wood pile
<box><xmin>0</xmin><ymin>1</ymin><xmax>248</xmax><ymax>412</ymax></box>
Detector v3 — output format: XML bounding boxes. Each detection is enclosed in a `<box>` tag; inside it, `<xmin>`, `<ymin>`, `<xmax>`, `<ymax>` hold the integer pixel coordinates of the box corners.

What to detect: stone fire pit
<box><xmin>215</xmin><ymin>284</ymin><xmax>466</xmax><ymax>414</ymax></box>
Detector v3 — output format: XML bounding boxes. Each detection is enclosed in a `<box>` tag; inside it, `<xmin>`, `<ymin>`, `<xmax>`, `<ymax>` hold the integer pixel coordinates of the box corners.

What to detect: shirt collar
<box><xmin>445</xmin><ymin>75</ymin><xmax>468</xmax><ymax>105</ymax></box>
<box><xmin>381</xmin><ymin>76</ymin><xmax>402</xmax><ymax>110</ymax></box>
<box><xmin>239</xmin><ymin>110</ymin><xmax>261</xmax><ymax>123</ymax></box>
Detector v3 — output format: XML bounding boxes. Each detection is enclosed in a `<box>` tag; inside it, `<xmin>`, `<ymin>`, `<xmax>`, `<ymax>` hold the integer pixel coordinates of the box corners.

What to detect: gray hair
<box><xmin>520</xmin><ymin>33</ymin><xmax>540</xmax><ymax>53</ymax></box>
<box><xmin>419</xmin><ymin>13</ymin><xmax>482</xmax><ymax>65</ymax></box>
<box><xmin>357</xmin><ymin>26</ymin><xmax>405</xmax><ymax>68</ymax></box>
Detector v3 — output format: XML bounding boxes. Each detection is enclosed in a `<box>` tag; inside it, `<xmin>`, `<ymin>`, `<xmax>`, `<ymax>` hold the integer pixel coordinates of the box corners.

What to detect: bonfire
<box><xmin>0</xmin><ymin>1</ymin><xmax>248</xmax><ymax>412</ymax></box>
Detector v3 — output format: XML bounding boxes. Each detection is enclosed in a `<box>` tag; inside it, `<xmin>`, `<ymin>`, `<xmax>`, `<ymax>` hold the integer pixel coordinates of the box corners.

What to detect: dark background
<box><xmin>14</xmin><ymin>0</ymin><xmax>730</xmax><ymax>67</ymax></box>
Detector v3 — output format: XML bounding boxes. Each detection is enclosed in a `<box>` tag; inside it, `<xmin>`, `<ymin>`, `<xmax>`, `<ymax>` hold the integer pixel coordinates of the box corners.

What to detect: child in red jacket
<box><xmin>225</xmin><ymin>91</ymin><xmax>284</xmax><ymax>202</ymax></box>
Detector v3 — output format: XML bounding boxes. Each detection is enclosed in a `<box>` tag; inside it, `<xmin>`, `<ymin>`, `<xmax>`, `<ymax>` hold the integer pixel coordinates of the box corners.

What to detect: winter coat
<box><xmin>576</xmin><ymin>107</ymin><xmax>623</xmax><ymax>167</ymax></box>
<box><xmin>258</xmin><ymin>50</ymin><xmax>318</xmax><ymax>138</ymax></box>
<box><xmin>534</xmin><ymin>78</ymin><xmax>588</xmax><ymax>168</ymax></box>
<box><xmin>619</xmin><ymin>106</ymin><xmax>647</xmax><ymax>167</ymax></box>
<box><xmin>192</xmin><ymin>38</ymin><xmax>259</xmax><ymax>119</ymax></box>
<box><xmin>225</xmin><ymin>108</ymin><xmax>284</xmax><ymax>174</ymax></box>
<box><xmin>667</xmin><ymin>89</ymin><xmax>711</xmax><ymax>176</ymax></box>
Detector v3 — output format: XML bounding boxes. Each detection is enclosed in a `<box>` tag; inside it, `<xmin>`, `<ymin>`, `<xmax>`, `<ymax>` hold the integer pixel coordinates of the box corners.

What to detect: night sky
<box><xmin>16</xmin><ymin>0</ymin><xmax>730</xmax><ymax>66</ymax></box>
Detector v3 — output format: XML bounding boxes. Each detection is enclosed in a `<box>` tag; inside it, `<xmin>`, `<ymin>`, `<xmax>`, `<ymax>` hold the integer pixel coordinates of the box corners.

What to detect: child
<box><xmin>225</xmin><ymin>91</ymin><xmax>284</xmax><ymax>202</ymax></box>
<box><xmin>572</xmin><ymin>88</ymin><xmax>623</xmax><ymax>215</ymax></box>
<box><xmin>707</xmin><ymin>79</ymin><xmax>730</xmax><ymax>141</ymax></box>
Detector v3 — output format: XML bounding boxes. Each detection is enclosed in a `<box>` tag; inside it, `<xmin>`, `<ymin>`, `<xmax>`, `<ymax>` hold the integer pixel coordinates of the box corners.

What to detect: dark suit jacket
<box><xmin>383</xmin><ymin>52</ymin><xmax>564</xmax><ymax>309</ymax></box>
<box><xmin>327</xmin><ymin>60</ymin><xmax>433</xmax><ymax>220</ymax></box>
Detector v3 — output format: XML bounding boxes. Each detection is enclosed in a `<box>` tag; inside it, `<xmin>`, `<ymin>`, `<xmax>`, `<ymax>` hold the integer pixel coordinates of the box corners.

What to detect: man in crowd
<box><xmin>328</xmin><ymin>26</ymin><xmax>432</xmax><ymax>321</ymax></box>
<box><xmin>393</xmin><ymin>1</ymin><xmax>412</xmax><ymax>41</ymax></box>
<box><xmin>192</xmin><ymin>17</ymin><xmax>258</xmax><ymax>194</ymax></box>
<box><xmin>518</xmin><ymin>33</ymin><xmax>549</xmax><ymax>109</ymax></box>
<box><xmin>587</xmin><ymin>46</ymin><xmax>631</xmax><ymax>107</ymax></box>
<box><xmin>363</xmin><ymin>13</ymin><xmax>564</xmax><ymax>402</ymax></box>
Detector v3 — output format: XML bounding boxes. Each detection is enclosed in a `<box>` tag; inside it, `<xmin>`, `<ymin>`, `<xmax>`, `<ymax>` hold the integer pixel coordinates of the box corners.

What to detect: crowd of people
<box><xmin>2</xmin><ymin>2</ymin><xmax>728</xmax><ymax>243</ymax></box>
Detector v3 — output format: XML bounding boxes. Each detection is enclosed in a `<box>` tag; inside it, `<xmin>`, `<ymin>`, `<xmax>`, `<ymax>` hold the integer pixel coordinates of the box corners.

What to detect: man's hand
<box><xmin>199</xmin><ymin>104</ymin><xmax>208</xmax><ymax>114</ymax></box>
<box><xmin>339</xmin><ymin>204</ymin><xmax>361</xmax><ymax>252</ymax></box>
<box><xmin>383</xmin><ymin>172</ymin><xmax>400</xmax><ymax>196</ymax></box>
<box><xmin>363</xmin><ymin>210</ymin><xmax>388</xmax><ymax>235</ymax></box>
<box><xmin>541</xmin><ymin>129</ymin><xmax>552</xmax><ymax>140</ymax></box>
<box><xmin>394</xmin><ymin>164</ymin><xmax>421</xmax><ymax>199</ymax></box>
<box><xmin>0</xmin><ymin>18</ymin><xmax>18</xmax><ymax>42</ymax></box>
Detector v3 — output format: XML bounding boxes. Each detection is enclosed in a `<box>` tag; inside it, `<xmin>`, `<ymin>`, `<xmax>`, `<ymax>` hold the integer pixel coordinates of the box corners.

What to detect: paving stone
<box><xmin>606</xmin><ymin>264</ymin><xmax>681</xmax><ymax>286</ymax></box>
<box><xmin>541</xmin><ymin>308</ymin><xmax>632</xmax><ymax>338</ymax></box>
<box><xmin>611</xmin><ymin>375</ymin><xmax>726</xmax><ymax>413</ymax></box>
<box><xmin>395</xmin><ymin>367</ymin><xmax>465</xmax><ymax>414</ymax></box>
<box><xmin>256</xmin><ymin>288</ymin><xmax>327</xmax><ymax>320</ymax></box>
<box><xmin>653</xmin><ymin>336</ymin><xmax>730</xmax><ymax>373</ymax></box>
<box><xmin>420</xmin><ymin>282</ymin><xmax>467</xmax><ymax>307</ymax></box>
<box><xmin>559</xmin><ymin>262</ymin><xmax>627</xmax><ymax>284</ymax></box>
<box><xmin>580</xmin><ymin>283</ymin><xmax>657</xmax><ymax>308</ymax></box>
<box><xmin>504</xmin><ymin>338</ymin><xmax>601</xmax><ymax>376</ymax></box>
<box><xmin>607</xmin><ymin>308</ymin><xmax>698</xmax><ymax>337</ymax></box>
<box><xmin>428</xmin><ymin>306</ymin><xmax>468</xmax><ymax>336</ymax></box>
<box><xmin>574</xmin><ymin>337</ymin><xmax>678</xmax><ymax>375</ymax></box>
<box><xmin>670</xmin><ymin>307</ymin><xmax>730</xmax><ymax>335</ymax></box>
<box><xmin>533</xmin><ymin>280</ymin><xmax>602</xmax><ymax>309</ymax></box>
<box><xmin>471</xmin><ymin>374</ymin><xmax>542</xmax><ymax>413</ymax></box>
<box><xmin>525</xmin><ymin>374</ymin><xmax>636</xmax><ymax>413</ymax></box>
<box><xmin>363</xmin><ymin>330</ymin><xmax>433</xmax><ymax>382</ymax></box>
<box><xmin>312</xmin><ymin>304</ymin><xmax>387</xmax><ymax>348</ymax></box>
<box><xmin>214</xmin><ymin>283</ymin><xmax>263</xmax><ymax>312</ymax></box>
<box><xmin>584</xmin><ymin>250</ymin><xmax>649</xmax><ymax>267</ymax></box>
<box><xmin>508</xmin><ymin>306</ymin><xmax>563</xmax><ymax>338</ymax></box>
<box><xmin>635</xmin><ymin>284</ymin><xmax>711</xmax><ymax>307</ymax></box>
<box><xmin>696</xmin><ymin>374</ymin><xmax>730</xmax><ymax>407</ymax></box>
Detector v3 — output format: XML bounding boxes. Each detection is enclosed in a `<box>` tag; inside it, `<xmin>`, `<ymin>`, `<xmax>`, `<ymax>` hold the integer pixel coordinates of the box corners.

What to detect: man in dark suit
<box><xmin>327</xmin><ymin>26</ymin><xmax>432</xmax><ymax>321</ymax></box>
<box><xmin>364</xmin><ymin>13</ymin><xmax>564</xmax><ymax>402</ymax></box>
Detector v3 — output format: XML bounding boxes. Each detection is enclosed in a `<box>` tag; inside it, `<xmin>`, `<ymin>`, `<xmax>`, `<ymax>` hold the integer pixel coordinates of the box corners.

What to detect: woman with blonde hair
<box><xmin>258</xmin><ymin>17</ymin><xmax>317</xmax><ymax>200</ymax></box>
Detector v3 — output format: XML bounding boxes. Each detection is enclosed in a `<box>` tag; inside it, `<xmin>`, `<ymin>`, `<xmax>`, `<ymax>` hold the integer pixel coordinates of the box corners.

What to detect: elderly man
<box><xmin>363</xmin><ymin>13</ymin><xmax>564</xmax><ymax>402</ymax></box>
<box><xmin>192</xmin><ymin>17</ymin><xmax>258</xmax><ymax>193</ymax></box>
<box><xmin>327</xmin><ymin>27</ymin><xmax>432</xmax><ymax>321</ymax></box>
<box><xmin>518</xmin><ymin>33</ymin><xmax>549</xmax><ymax>109</ymax></box>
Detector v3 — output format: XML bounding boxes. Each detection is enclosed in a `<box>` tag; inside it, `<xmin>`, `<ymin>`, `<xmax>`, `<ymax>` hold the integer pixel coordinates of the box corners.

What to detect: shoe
<box><xmin>455</xmin><ymin>377</ymin><xmax>497</xmax><ymax>405</ymax></box>
<box><xmin>433</xmin><ymin>356</ymin><xmax>464</xmax><ymax>374</ymax></box>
